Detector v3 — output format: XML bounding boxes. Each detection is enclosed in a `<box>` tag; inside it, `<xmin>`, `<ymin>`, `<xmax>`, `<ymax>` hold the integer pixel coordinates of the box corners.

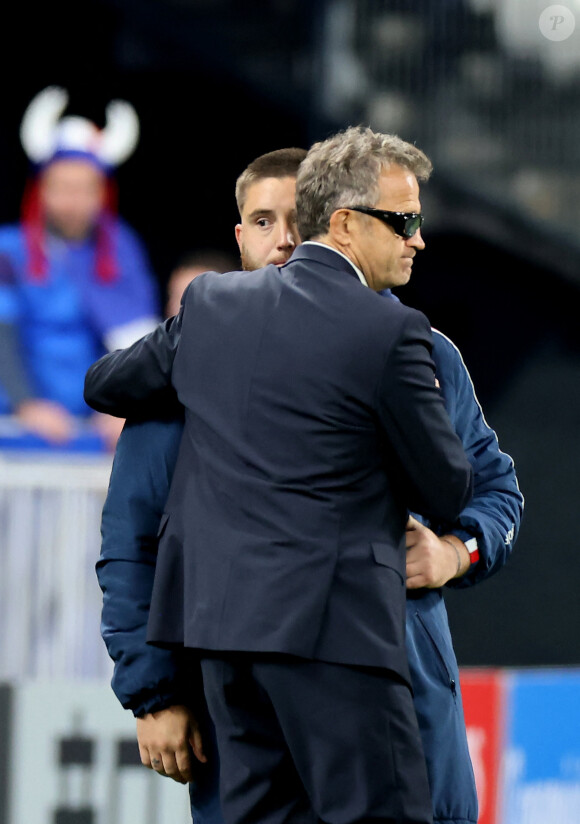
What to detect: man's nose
<box><xmin>277</xmin><ymin>223</ymin><xmax>298</xmax><ymax>248</ymax></box>
<box><xmin>407</xmin><ymin>228</ymin><xmax>425</xmax><ymax>251</ymax></box>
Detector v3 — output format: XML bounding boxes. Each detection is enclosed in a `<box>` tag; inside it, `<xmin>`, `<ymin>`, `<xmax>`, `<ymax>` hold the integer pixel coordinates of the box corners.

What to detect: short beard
<box><xmin>240</xmin><ymin>245</ymin><xmax>261</xmax><ymax>272</ymax></box>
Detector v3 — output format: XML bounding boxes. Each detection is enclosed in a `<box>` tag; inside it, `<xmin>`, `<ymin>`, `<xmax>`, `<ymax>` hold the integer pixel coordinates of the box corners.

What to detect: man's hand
<box><xmin>136</xmin><ymin>704</ymin><xmax>207</xmax><ymax>784</ymax></box>
<box><xmin>406</xmin><ymin>515</ymin><xmax>470</xmax><ymax>589</ymax></box>
<box><xmin>16</xmin><ymin>399</ymin><xmax>75</xmax><ymax>444</ymax></box>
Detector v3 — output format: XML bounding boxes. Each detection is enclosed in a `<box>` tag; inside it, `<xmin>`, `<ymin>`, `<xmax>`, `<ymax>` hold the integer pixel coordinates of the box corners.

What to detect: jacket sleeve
<box><xmin>97</xmin><ymin>415</ymin><xmax>187</xmax><ymax>716</ymax></box>
<box><xmin>84</xmin><ymin>311</ymin><xmax>182</xmax><ymax>419</ymax></box>
<box><xmin>377</xmin><ymin>309</ymin><xmax>474</xmax><ymax>524</ymax></box>
<box><xmin>430</xmin><ymin>330</ymin><xmax>524</xmax><ymax>587</ymax></box>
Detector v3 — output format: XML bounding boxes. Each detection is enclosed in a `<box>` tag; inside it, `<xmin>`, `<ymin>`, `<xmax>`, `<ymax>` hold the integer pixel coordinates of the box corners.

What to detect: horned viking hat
<box><xmin>19</xmin><ymin>86</ymin><xmax>141</xmax><ymax>281</ymax></box>
<box><xmin>20</xmin><ymin>85</ymin><xmax>140</xmax><ymax>170</ymax></box>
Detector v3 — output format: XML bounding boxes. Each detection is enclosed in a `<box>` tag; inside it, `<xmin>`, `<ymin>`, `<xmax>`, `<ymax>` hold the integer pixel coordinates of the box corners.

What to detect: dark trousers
<box><xmin>200</xmin><ymin>652</ymin><xmax>432</xmax><ymax>824</ymax></box>
<box><xmin>188</xmin><ymin>701</ymin><xmax>224</xmax><ymax>824</ymax></box>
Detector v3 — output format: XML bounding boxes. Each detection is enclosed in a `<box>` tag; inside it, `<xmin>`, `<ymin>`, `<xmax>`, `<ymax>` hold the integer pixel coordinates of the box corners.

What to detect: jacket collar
<box><xmin>284</xmin><ymin>242</ymin><xmax>362</xmax><ymax>283</ymax></box>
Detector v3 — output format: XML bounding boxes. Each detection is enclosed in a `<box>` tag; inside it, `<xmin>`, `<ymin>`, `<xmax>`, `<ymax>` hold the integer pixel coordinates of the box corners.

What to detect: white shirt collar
<box><xmin>301</xmin><ymin>241</ymin><xmax>369</xmax><ymax>287</ymax></box>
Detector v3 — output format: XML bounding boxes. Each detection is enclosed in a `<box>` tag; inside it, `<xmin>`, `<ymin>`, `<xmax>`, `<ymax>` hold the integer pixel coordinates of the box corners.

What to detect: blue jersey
<box><xmin>0</xmin><ymin>221</ymin><xmax>159</xmax><ymax>415</ymax></box>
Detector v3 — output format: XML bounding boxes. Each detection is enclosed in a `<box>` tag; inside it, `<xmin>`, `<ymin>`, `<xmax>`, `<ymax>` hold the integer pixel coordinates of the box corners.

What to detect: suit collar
<box><xmin>285</xmin><ymin>242</ymin><xmax>363</xmax><ymax>284</ymax></box>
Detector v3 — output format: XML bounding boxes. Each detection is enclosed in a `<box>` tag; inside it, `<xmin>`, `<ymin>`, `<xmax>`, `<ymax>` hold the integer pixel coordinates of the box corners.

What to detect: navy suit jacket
<box><xmin>86</xmin><ymin>243</ymin><xmax>472</xmax><ymax>683</ymax></box>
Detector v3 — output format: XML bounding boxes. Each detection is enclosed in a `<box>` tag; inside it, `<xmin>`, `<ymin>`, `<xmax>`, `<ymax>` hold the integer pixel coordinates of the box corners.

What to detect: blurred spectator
<box><xmin>165</xmin><ymin>248</ymin><xmax>239</xmax><ymax>318</ymax></box>
<box><xmin>0</xmin><ymin>86</ymin><xmax>161</xmax><ymax>450</ymax></box>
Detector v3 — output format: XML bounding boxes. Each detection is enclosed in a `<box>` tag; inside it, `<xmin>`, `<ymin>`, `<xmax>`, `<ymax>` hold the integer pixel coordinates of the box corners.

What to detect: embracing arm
<box><xmin>408</xmin><ymin>330</ymin><xmax>524</xmax><ymax>590</ymax></box>
<box><xmin>84</xmin><ymin>313</ymin><xmax>182</xmax><ymax>419</ymax></box>
<box><xmin>378</xmin><ymin>309</ymin><xmax>474</xmax><ymax>525</ymax></box>
<box><xmin>432</xmin><ymin>331</ymin><xmax>523</xmax><ymax>587</ymax></box>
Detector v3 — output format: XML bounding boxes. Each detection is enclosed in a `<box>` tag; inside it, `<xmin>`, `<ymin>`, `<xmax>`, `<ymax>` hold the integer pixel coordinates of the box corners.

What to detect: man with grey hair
<box><xmin>291</xmin><ymin>127</ymin><xmax>430</xmax><ymax>303</ymax></box>
<box><xmin>84</xmin><ymin>125</ymin><xmax>474</xmax><ymax>824</ymax></box>
<box><xmin>296</xmin><ymin>128</ymin><xmax>432</xmax><ymax>249</ymax></box>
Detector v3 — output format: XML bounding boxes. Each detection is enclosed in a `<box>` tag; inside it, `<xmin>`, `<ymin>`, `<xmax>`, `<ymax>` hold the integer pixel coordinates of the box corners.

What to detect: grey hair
<box><xmin>296</xmin><ymin>125</ymin><xmax>432</xmax><ymax>241</ymax></box>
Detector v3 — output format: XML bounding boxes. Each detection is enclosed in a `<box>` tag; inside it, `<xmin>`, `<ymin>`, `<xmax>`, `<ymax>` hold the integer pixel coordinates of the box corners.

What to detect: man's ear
<box><xmin>234</xmin><ymin>223</ymin><xmax>243</xmax><ymax>252</ymax></box>
<box><xmin>328</xmin><ymin>208</ymin><xmax>354</xmax><ymax>247</ymax></box>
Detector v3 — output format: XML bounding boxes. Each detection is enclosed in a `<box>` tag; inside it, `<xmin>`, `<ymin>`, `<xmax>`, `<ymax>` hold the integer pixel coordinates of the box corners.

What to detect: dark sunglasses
<box><xmin>346</xmin><ymin>206</ymin><xmax>424</xmax><ymax>239</ymax></box>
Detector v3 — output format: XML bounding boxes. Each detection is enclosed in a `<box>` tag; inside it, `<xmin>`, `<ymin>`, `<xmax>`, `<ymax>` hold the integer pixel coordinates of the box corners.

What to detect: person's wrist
<box><xmin>451</xmin><ymin>529</ymin><xmax>480</xmax><ymax>565</ymax></box>
<box><xmin>440</xmin><ymin>536</ymin><xmax>469</xmax><ymax>578</ymax></box>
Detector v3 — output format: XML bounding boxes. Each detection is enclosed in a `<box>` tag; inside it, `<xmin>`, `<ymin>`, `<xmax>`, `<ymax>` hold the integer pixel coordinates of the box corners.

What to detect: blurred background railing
<box><xmin>0</xmin><ymin>441</ymin><xmax>113</xmax><ymax>680</ymax></box>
